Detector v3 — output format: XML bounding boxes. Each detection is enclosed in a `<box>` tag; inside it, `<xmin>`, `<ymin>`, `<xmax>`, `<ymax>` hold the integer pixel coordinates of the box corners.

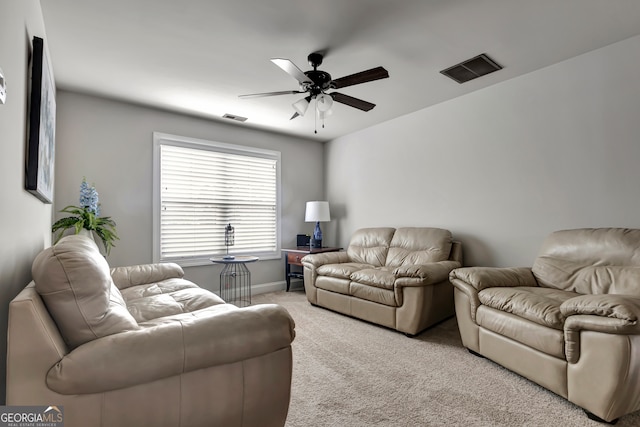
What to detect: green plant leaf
<box><xmin>52</xmin><ymin>202</ymin><xmax>119</xmax><ymax>256</ymax></box>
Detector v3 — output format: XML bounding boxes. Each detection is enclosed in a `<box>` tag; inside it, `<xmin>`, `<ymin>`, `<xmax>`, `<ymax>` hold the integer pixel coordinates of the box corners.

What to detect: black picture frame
<box><xmin>26</xmin><ymin>36</ymin><xmax>56</xmax><ymax>204</ymax></box>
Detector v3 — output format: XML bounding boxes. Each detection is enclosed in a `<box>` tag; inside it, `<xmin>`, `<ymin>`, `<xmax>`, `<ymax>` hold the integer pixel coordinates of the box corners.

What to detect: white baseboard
<box><xmin>252</xmin><ymin>281</ymin><xmax>287</xmax><ymax>295</ymax></box>
<box><xmin>211</xmin><ymin>280</ymin><xmax>304</xmax><ymax>298</ymax></box>
<box><xmin>252</xmin><ymin>280</ymin><xmax>306</xmax><ymax>294</ymax></box>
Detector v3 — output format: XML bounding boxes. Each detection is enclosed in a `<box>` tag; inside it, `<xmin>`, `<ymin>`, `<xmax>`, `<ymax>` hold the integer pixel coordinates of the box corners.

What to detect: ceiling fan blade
<box><xmin>290</xmin><ymin>112</ymin><xmax>300</xmax><ymax>120</ymax></box>
<box><xmin>271</xmin><ymin>58</ymin><xmax>312</xmax><ymax>84</ymax></box>
<box><xmin>330</xmin><ymin>92</ymin><xmax>376</xmax><ymax>111</ymax></box>
<box><xmin>239</xmin><ymin>90</ymin><xmax>304</xmax><ymax>99</ymax></box>
<box><xmin>331</xmin><ymin>66</ymin><xmax>389</xmax><ymax>89</ymax></box>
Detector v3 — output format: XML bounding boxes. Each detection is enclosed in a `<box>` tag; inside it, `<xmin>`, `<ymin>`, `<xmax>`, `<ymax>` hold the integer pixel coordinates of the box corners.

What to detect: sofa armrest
<box><xmin>301</xmin><ymin>251</ymin><xmax>350</xmax><ymax>268</ymax></box>
<box><xmin>110</xmin><ymin>262</ymin><xmax>184</xmax><ymax>289</ymax></box>
<box><xmin>46</xmin><ymin>304</ymin><xmax>295</xmax><ymax>394</ymax></box>
<box><xmin>561</xmin><ymin>295</ymin><xmax>640</xmax><ymax>363</ymax></box>
<box><xmin>449</xmin><ymin>267</ymin><xmax>537</xmax><ymax>292</ymax></box>
<box><xmin>393</xmin><ymin>261</ymin><xmax>461</xmax><ymax>286</ymax></box>
<box><xmin>561</xmin><ymin>294</ymin><xmax>640</xmax><ymax>325</ymax></box>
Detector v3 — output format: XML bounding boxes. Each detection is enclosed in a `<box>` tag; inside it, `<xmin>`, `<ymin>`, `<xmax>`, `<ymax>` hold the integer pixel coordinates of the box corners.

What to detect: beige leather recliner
<box><xmin>302</xmin><ymin>227</ymin><xmax>462</xmax><ymax>336</ymax></box>
<box><xmin>450</xmin><ymin>228</ymin><xmax>640</xmax><ymax>424</ymax></box>
<box><xmin>7</xmin><ymin>234</ymin><xmax>296</xmax><ymax>427</ymax></box>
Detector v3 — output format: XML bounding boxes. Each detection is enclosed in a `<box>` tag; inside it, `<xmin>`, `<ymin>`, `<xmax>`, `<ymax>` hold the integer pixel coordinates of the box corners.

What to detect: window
<box><xmin>153</xmin><ymin>133</ymin><xmax>280</xmax><ymax>266</ymax></box>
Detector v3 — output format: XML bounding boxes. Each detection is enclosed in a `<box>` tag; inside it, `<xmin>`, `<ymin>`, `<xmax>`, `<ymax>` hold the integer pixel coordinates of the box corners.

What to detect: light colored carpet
<box><xmin>252</xmin><ymin>290</ymin><xmax>640</xmax><ymax>427</ymax></box>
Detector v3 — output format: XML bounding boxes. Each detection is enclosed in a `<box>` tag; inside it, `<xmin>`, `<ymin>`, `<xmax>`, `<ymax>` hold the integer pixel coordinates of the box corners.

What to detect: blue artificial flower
<box><xmin>79</xmin><ymin>178</ymin><xmax>100</xmax><ymax>216</ymax></box>
<box><xmin>52</xmin><ymin>178</ymin><xmax>118</xmax><ymax>254</ymax></box>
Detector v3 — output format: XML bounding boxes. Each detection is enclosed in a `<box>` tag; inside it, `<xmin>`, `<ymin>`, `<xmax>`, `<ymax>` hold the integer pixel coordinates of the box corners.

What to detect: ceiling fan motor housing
<box><xmin>303</xmin><ymin>70</ymin><xmax>333</xmax><ymax>95</ymax></box>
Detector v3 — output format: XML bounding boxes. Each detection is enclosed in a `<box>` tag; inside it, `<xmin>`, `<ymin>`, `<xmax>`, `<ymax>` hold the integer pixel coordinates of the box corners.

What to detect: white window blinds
<box><xmin>153</xmin><ymin>133</ymin><xmax>280</xmax><ymax>264</ymax></box>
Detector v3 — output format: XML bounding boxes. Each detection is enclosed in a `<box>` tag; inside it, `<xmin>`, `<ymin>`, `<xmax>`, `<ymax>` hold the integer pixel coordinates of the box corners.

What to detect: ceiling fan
<box><xmin>239</xmin><ymin>52</ymin><xmax>389</xmax><ymax>130</ymax></box>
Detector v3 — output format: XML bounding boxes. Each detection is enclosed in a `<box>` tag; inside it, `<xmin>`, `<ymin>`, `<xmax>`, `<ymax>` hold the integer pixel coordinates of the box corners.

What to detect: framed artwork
<box><xmin>26</xmin><ymin>36</ymin><xmax>56</xmax><ymax>203</ymax></box>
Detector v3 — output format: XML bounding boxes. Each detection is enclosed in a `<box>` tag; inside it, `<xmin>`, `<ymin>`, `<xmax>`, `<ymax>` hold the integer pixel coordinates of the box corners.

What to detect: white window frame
<box><xmin>152</xmin><ymin>132</ymin><xmax>281</xmax><ymax>266</ymax></box>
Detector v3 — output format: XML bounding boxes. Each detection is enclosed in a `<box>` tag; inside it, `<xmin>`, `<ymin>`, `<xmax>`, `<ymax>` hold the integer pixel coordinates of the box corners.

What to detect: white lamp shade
<box><xmin>292</xmin><ymin>97</ymin><xmax>310</xmax><ymax>116</ymax></box>
<box><xmin>316</xmin><ymin>94</ymin><xmax>333</xmax><ymax>112</ymax></box>
<box><xmin>305</xmin><ymin>201</ymin><xmax>331</xmax><ymax>222</ymax></box>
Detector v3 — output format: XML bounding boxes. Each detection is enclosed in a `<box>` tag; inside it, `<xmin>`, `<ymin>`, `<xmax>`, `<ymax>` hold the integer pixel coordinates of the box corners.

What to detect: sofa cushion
<box><xmin>386</xmin><ymin>227</ymin><xmax>453</xmax><ymax>268</ymax></box>
<box><xmin>478</xmin><ymin>286</ymin><xmax>579</xmax><ymax>329</ymax></box>
<box><xmin>317</xmin><ymin>262</ymin><xmax>374</xmax><ymax>280</ymax></box>
<box><xmin>110</xmin><ymin>262</ymin><xmax>185</xmax><ymax>289</ymax></box>
<box><xmin>121</xmin><ymin>279</ymin><xmax>226</xmax><ymax>323</ymax></box>
<box><xmin>532</xmin><ymin>228</ymin><xmax>640</xmax><ymax>295</ymax></box>
<box><xmin>476</xmin><ymin>306</ymin><xmax>566</xmax><ymax>359</ymax></box>
<box><xmin>119</xmin><ymin>278</ymin><xmax>199</xmax><ymax>299</ymax></box>
<box><xmin>350</xmin><ymin>267</ymin><xmax>395</xmax><ymax>290</ymax></box>
<box><xmin>346</xmin><ymin>227</ymin><xmax>396</xmax><ymax>266</ymax></box>
<box><xmin>316</xmin><ymin>276</ymin><xmax>350</xmax><ymax>295</ymax></box>
<box><xmin>32</xmin><ymin>235</ymin><xmax>139</xmax><ymax>349</ymax></box>
<box><xmin>350</xmin><ymin>283</ymin><xmax>397</xmax><ymax>307</ymax></box>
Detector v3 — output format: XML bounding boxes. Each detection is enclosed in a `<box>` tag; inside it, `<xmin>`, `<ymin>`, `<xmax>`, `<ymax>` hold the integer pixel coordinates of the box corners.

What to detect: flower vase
<box><xmin>77</xmin><ymin>228</ymin><xmax>95</xmax><ymax>241</ymax></box>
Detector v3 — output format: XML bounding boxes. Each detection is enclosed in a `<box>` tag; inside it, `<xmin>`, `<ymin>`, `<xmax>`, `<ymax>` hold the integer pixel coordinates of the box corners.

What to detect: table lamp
<box><xmin>305</xmin><ymin>201</ymin><xmax>330</xmax><ymax>248</ymax></box>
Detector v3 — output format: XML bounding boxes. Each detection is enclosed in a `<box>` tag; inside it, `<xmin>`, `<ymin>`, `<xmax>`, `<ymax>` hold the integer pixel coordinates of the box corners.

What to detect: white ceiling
<box><xmin>40</xmin><ymin>0</ymin><xmax>640</xmax><ymax>142</ymax></box>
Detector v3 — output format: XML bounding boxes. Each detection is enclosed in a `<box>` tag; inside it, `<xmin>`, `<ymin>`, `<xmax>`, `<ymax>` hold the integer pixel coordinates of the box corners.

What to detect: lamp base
<box><xmin>312</xmin><ymin>221</ymin><xmax>323</xmax><ymax>248</ymax></box>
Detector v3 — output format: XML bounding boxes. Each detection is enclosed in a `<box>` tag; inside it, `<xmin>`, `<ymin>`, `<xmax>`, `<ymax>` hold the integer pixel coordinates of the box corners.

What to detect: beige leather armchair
<box><xmin>303</xmin><ymin>227</ymin><xmax>462</xmax><ymax>335</ymax></box>
<box><xmin>450</xmin><ymin>228</ymin><xmax>640</xmax><ymax>424</ymax></box>
<box><xmin>7</xmin><ymin>234</ymin><xmax>296</xmax><ymax>427</ymax></box>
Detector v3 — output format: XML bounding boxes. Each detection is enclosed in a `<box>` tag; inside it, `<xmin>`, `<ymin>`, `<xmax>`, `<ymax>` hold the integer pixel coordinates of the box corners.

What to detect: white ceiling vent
<box><xmin>440</xmin><ymin>54</ymin><xmax>502</xmax><ymax>84</ymax></box>
<box><xmin>222</xmin><ymin>113</ymin><xmax>248</xmax><ymax>122</ymax></box>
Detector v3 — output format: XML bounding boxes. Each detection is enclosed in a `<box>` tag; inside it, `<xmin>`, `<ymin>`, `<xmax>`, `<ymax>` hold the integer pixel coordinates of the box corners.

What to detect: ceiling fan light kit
<box><xmin>240</xmin><ymin>52</ymin><xmax>389</xmax><ymax>133</ymax></box>
<box><xmin>292</xmin><ymin>97</ymin><xmax>310</xmax><ymax>116</ymax></box>
<box><xmin>316</xmin><ymin>94</ymin><xmax>333</xmax><ymax>112</ymax></box>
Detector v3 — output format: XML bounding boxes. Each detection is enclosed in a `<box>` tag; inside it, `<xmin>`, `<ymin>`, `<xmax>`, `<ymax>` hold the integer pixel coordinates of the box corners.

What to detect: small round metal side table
<box><xmin>210</xmin><ymin>256</ymin><xmax>259</xmax><ymax>307</ymax></box>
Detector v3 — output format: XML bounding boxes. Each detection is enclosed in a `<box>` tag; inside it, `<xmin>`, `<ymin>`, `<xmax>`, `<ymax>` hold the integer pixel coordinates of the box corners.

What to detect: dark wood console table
<box><xmin>282</xmin><ymin>247</ymin><xmax>341</xmax><ymax>291</ymax></box>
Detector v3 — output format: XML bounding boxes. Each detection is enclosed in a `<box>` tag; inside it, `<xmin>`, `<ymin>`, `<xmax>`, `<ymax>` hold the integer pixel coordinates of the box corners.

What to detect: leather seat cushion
<box><xmin>350</xmin><ymin>267</ymin><xmax>395</xmax><ymax>290</ymax></box>
<box><xmin>315</xmin><ymin>276</ymin><xmax>350</xmax><ymax>295</ymax></box>
<box><xmin>478</xmin><ymin>286</ymin><xmax>579</xmax><ymax>329</ymax></box>
<box><xmin>317</xmin><ymin>262</ymin><xmax>374</xmax><ymax>280</ymax></box>
<box><xmin>121</xmin><ymin>279</ymin><xmax>226</xmax><ymax>323</ymax></box>
<box><xmin>477</xmin><ymin>306</ymin><xmax>566</xmax><ymax>359</ymax></box>
<box><xmin>350</xmin><ymin>282</ymin><xmax>397</xmax><ymax>307</ymax></box>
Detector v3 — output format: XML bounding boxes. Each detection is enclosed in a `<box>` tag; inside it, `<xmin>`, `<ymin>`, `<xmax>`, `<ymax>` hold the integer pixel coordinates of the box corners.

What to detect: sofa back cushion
<box><xmin>347</xmin><ymin>228</ymin><xmax>396</xmax><ymax>267</ymax></box>
<box><xmin>386</xmin><ymin>227</ymin><xmax>453</xmax><ymax>267</ymax></box>
<box><xmin>532</xmin><ymin>228</ymin><xmax>640</xmax><ymax>295</ymax></box>
<box><xmin>32</xmin><ymin>234</ymin><xmax>138</xmax><ymax>349</ymax></box>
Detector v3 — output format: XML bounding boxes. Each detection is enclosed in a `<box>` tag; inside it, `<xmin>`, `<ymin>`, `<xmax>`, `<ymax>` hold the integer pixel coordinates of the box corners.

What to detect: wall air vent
<box><xmin>222</xmin><ymin>113</ymin><xmax>248</xmax><ymax>122</ymax></box>
<box><xmin>440</xmin><ymin>53</ymin><xmax>502</xmax><ymax>84</ymax></box>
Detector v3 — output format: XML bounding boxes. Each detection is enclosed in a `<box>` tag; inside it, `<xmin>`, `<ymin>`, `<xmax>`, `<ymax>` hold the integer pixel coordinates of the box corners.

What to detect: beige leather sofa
<box><xmin>7</xmin><ymin>234</ymin><xmax>296</xmax><ymax>427</ymax></box>
<box><xmin>450</xmin><ymin>228</ymin><xmax>640</xmax><ymax>424</ymax></box>
<box><xmin>302</xmin><ymin>227</ymin><xmax>462</xmax><ymax>335</ymax></box>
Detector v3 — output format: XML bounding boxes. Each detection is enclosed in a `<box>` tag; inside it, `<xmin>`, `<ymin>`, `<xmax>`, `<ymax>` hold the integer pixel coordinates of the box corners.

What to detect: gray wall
<box><xmin>54</xmin><ymin>91</ymin><xmax>324</xmax><ymax>294</ymax></box>
<box><xmin>0</xmin><ymin>0</ymin><xmax>52</xmax><ymax>404</ymax></box>
<box><xmin>324</xmin><ymin>34</ymin><xmax>640</xmax><ymax>268</ymax></box>
<box><xmin>4</xmin><ymin>3</ymin><xmax>640</xmax><ymax>405</ymax></box>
